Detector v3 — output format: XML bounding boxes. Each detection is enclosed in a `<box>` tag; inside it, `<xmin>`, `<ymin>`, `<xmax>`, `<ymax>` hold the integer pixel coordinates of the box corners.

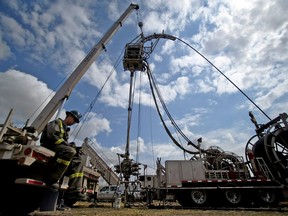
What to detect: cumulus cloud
<box><xmin>0</xmin><ymin>14</ymin><xmax>30</xmax><ymax>47</ymax></box>
<box><xmin>77</xmin><ymin>112</ymin><xmax>112</xmax><ymax>139</ymax></box>
<box><xmin>0</xmin><ymin>0</ymin><xmax>287</xmax><ymax>175</ymax></box>
<box><xmin>0</xmin><ymin>33</ymin><xmax>11</xmax><ymax>60</ymax></box>
<box><xmin>0</xmin><ymin>69</ymin><xmax>53</xmax><ymax>124</ymax></box>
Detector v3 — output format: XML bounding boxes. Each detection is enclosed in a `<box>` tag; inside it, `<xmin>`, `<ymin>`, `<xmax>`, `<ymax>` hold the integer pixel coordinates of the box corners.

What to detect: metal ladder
<box><xmin>255</xmin><ymin>157</ymin><xmax>274</xmax><ymax>179</ymax></box>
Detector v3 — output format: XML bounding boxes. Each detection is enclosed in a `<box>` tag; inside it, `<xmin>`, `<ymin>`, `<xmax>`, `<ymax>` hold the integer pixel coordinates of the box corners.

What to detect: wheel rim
<box><xmin>191</xmin><ymin>190</ymin><xmax>207</xmax><ymax>205</ymax></box>
<box><xmin>225</xmin><ymin>189</ymin><xmax>241</xmax><ymax>204</ymax></box>
<box><xmin>259</xmin><ymin>190</ymin><xmax>276</xmax><ymax>203</ymax></box>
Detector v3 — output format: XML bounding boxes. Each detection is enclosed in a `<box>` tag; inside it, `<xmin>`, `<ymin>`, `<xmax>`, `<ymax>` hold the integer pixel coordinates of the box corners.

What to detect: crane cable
<box><xmin>145</xmin><ymin>61</ymin><xmax>201</xmax><ymax>154</ymax></box>
<box><xmin>136</xmin><ymin>72</ymin><xmax>143</xmax><ymax>163</ymax></box>
<box><xmin>71</xmin><ymin>48</ymin><xmax>125</xmax><ymax>140</ymax></box>
<box><xmin>138</xmin><ymin>33</ymin><xmax>272</xmax><ymax>156</ymax></box>
<box><xmin>175</xmin><ymin>37</ymin><xmax>271</xmax><ymax>121</ymax></box>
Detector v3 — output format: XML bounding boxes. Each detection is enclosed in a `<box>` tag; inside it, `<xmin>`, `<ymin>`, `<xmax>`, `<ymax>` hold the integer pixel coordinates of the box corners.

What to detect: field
<box><xmin>31</xmin><ymin>201</ymin><xmax>288</xmax><ymax>216</ymax></box>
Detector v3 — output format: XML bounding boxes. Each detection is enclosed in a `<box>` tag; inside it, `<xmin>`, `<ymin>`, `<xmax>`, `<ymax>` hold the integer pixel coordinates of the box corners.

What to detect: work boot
<box><xmin>48</xmin><ymin>182</ymin><xmax>60</xmax><ymax>191</ymax></box>
<box><xmin>65</xmin><ymin>191</ymin><xmax>87</xmax><ymax>201</ymax></box>
<box><xmin>57</xmin><ymin>199</ymin><xmax>71</xmax><ymax>211</ymax></box>
<box><xmin>57</xmin><ymin>204</ymin><xmax>71</xmax><ymax>211</ymax></box>
<box><xmin>43</xmin><ymin>177</ymin><xmax>59</xmax><ymax>191</ymax></box>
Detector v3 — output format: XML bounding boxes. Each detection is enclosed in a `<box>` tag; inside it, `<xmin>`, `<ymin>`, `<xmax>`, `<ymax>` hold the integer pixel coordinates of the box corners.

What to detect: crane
<box><xmin>0</xmin><ymin>3</ymin><xmax>139</xmax><ymax>215</ymax></box>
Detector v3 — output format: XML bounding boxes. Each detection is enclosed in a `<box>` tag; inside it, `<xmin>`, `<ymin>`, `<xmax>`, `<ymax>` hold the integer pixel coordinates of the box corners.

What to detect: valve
<box><xmin>114</xmin><ymin>164</ymin><xmax>121</xmax><ymax>173</ymax></box>
<box><xmin>131</xmin><ymin>162</ymin><xmax>141</xmax><ymax>175</ymax></box>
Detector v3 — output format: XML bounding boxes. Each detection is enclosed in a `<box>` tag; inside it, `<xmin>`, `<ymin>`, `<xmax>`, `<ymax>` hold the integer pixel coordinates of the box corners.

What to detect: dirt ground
<box><xmin>31</xmin><ymin>201</ymin><xmax>288</xmax><ymax>216</ymax></box>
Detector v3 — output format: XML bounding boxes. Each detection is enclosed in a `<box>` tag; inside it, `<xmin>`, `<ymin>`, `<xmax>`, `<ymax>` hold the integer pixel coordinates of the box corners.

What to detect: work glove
<box><xmin>69</xmin><ymin>142</ymin><xmax>83</xmax><ymax>155</ymax></box>
<box><xmin>69</xmin><ymin>142</ymin><xmax>76</xmax><ymax>148</ymax></box>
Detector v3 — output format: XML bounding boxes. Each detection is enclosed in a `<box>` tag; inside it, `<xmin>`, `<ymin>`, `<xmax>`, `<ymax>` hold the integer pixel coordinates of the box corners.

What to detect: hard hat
<box><xmin>66</xmin><ymin>110</ymin><xmax>82</xmax><ymax>123</ymax></box>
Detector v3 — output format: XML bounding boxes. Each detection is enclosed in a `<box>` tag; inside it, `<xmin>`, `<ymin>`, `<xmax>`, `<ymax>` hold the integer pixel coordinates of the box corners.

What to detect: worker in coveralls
<box><xmin>40</xmin><ymin>110</ymin><xmax>86</xmax><ymax>201</ymax></box>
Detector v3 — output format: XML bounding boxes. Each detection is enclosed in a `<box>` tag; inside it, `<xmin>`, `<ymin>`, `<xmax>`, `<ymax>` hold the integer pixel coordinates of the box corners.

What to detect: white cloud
<box><xmin>170</xmin><ymin>52</ymin><xmax>208</xmax><ymax>75</ymax></box>
<box><xmin>0</xmin><ymin>69</ymin><xmax>53</xmax><ymax>124</ymax></box>
<box><xmin>1</xmin><ymin>0</ymin><xmax>102</xmax><ymax>71</ymax></box>
<box><xmin>156</xmin><ymin>76</ymin><xmax>191</xmax><ymax>103</ymax></box>
<box><xmin>253</xmin><ymin>78</ymin><xmax>288</xmax><ymax>110</ymax></box>
<box><xmin>0</xmin><ymin>0</ymin><xmax>288</xmax><ymax>177</ymax></box>
<box><xmin>152</xmin><ymin>142</ymin><xmax>183</xmax><ymax>159</ymax></box>
<box><xmin>153</xmin><ymin>54</ymin><xmax>162</xmax><ymax>62</ymax></box>
<box><xmin>0</xmin><ymin>14</ymin><xmax>31</xmax><ymax>47</ymax></box>
<box><xmin>78</xmin><ymin>112</ymin><xmax>112</xmax><ymax>139</ymax></box>
<box><xmin>142</xmin><ymin>0</ymin><xmax>199</xmax><ymax>34</ymax></box>
<box><xmin>0</xmin><ymin>33</ymin><xmax>11</xmax><ymax>60</ymax></box>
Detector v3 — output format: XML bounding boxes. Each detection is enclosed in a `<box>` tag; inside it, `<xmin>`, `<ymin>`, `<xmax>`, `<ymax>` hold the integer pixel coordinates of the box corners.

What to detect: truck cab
<box><xmin>97</xmin><ymin>184</ymin><xmax>142</xmax><ymax>202</ymax></box>
<box><xmin>97</xmin><ymin>185</ymin><xmax>124</xmax><ymax>201</ymax></box>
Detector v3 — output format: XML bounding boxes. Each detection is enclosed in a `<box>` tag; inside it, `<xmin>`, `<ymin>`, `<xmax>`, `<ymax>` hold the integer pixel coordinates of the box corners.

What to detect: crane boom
<box><xmin>82</xmin><ymin>138</ymin><xmax>120</xmax><ymax>185</ymax></box>
<box><xmin>31</xmin><ymin>3</ymin><xmax>139</xmax><ymax>133</ymax></box>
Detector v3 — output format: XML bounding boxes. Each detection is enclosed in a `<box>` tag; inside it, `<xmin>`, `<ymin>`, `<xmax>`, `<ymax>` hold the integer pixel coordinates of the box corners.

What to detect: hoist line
<box><xmin>173</xmin><ymin>124</ymin><xmax>188</xmax><ymax>159</ymax></box>
<box><xmin>71</xmin><ymin>47</ymin><xmax>126</xmax><ymax>140</ymax></box>
<box><xmin>149</xmin><ymin>95</ymin><xmax>156</xmax><ymax>170</ymax></box>
<box><xmin>136</xmin><ymin>72</ymin><xmax>143</xmax><ymax>163</ymax></box>
<box><xmin>149</xmin><ymin>68</ymin><xmax>191</xmax><ymax>144</ymax></box>
<box><xmin>138</xmin><ymin>33</ymin><xmax>270</xmax><ymax>156</ymax></box>
<box><xmin>175</xmin><ymin>37</ymin><xmax>271</xmax><ymax>121</ymax></box>
<box><xmin>145</xmin><ymin>62</ymin><xmax>199</xmax><ymax>154</ymax></box>
<box><xmin>146</xmin><ymin>61</ymin><xmax>214</xmax><ymax>155</ymax></box>
<box><xmin>146</xmin><ymin>60</ymin><xmax>198</xmax><ymax>148</ymax></box>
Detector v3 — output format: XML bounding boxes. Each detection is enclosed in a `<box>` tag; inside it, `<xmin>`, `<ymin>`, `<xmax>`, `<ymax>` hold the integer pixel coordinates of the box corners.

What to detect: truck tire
<box><xmin>224</xmin><ymin>188</ymin><xmax>242</xmax><ymax>205</ymax></box>
<box><xmin>257</xmin><ymin>189</ymin><xmax>279</xmax><ymax>207</ymax></box>
<box><xmin>190</xmin><ymin>189</ymin><xmax>208</xmax><ymax>206</ymax></box>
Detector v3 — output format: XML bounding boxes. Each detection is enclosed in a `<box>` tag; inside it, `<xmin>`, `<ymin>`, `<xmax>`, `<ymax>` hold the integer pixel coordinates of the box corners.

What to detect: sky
<box><xmin>0</xmin><ymin>0</ymin><xmax>288</xmax><ymax>180</ymax></box>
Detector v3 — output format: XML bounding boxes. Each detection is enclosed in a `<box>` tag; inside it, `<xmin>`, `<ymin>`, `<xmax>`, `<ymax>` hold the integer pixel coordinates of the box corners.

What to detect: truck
<box><xmin>97</xmin><ymin>185</ymin><xmax>122</xmax><ymax>202</ymax></box>
<box><xmin>0</xmin><ymin>3</ymin><xmax>139</xmax><ymax>215</ymax></box>
<box><xmin>97</xmin><ymin>184</ymin><xmax>142</xmax><ymax>202</ymax></box>
<box><xmin>80</xmin><ymin>161</ymin><xmax>101</xmax><ymax>204</ymax></box>
<box><xmin>139</xmin><ymin>112</ymin><xmax>288</xmax><ymax>208</ymax></box>
<box><xmin>121</xmin><ymin>33</ymin><xmax>288</xmax><ymax>208</ymax></box>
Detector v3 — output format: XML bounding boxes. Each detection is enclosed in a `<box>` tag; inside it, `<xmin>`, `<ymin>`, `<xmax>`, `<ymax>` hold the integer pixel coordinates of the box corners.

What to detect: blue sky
<box><xmin>0</xmin><ymin>0</ymin><xmax>288</xmax><ymax>176</ymax></box>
